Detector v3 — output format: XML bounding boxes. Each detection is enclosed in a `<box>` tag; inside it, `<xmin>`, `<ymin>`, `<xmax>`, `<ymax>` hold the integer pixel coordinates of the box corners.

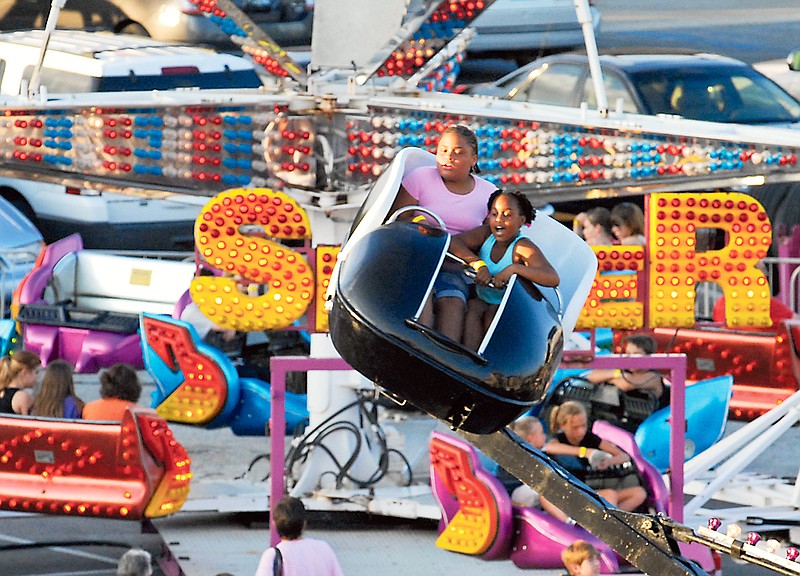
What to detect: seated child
<box><xmin>583</xmin><ymin>333</ymin><xmax>664</xmax><ymax>400</ymax></box>
<box><xmin>31</xmin><ymin>359</ymin><xmax>84</xmax><ymax>418</ymax></box>
<box><xmin>545</xmin><ymin>401</ymin><xmax>647</xmax><ymax>513</ymax></box>
<box><xmin>561</xmin><ymin>540</ymin><xmax>601</xmax><ymax>576</ymax></box>
<box><xmin>449</xmin><ymin>190</ymin><xmax>560</xmax><ymax>350</ymax></box>
<box><xmin>495</xmin><ymin>416</ymin><xmax>568</xmax><ymax>521</ymax></box>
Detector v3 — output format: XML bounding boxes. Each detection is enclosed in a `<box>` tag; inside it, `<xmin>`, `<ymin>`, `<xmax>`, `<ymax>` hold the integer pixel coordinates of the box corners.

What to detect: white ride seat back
<box><xmin>524</xmin><ymin>214</ymin><xmax>597</xmax><ymax>340</ymax></box>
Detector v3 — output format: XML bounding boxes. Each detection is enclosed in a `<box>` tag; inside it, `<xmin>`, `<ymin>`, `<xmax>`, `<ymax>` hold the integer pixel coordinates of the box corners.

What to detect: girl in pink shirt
<box><xmin>390</xmin><ymin>125</ymin><xmax>496</xmax><ymax>342</ymax></box>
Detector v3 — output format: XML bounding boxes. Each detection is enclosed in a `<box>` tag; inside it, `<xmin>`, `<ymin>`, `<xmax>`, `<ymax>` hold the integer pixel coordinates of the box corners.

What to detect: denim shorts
<box><xmin>433</xmin><ymin>268</ymin><xmax>470</xmax><ymax>302</ymax></box>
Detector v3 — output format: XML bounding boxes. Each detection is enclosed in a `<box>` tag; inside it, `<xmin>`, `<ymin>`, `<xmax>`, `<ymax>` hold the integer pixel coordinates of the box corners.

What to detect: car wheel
<box><xmin>514</xmin><ymin>51</ymin><xmax>538</xmax><ymax>67</ymax></box>
<box><xmin>116</xmin><ymin>21</ymin><xmax>149</xmax><ymax>36</ymax></box>
<box><xmin>3</xmin><ymin>192</ymin><xmax>38</xmax><ymax>225</ymax></box>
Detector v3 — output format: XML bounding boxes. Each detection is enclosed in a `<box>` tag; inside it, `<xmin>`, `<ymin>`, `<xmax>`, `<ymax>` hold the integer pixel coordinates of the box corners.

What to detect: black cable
<box><xmin>240</xmin><ymin>390</ymin><xmax>414</xmax><ymax>490</ymax></box>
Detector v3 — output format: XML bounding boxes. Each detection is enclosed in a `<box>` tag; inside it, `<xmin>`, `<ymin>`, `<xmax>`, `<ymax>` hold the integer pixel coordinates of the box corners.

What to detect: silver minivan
<box><xmin>0</xmin><ymin>195</ymin><xmax>43</xmax><ymax>316</ymax></box>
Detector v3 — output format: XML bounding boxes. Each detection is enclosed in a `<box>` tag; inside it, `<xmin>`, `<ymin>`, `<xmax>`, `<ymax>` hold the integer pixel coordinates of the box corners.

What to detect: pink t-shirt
<box><xmin>254</xmin><ymin>538</ymin><xmax>344</xmax><ymax>576</ymax></box>
<box><xmin>402</xmin><ymin>166</ymin><xmax>495</xmax><ymax>234</ymax></box>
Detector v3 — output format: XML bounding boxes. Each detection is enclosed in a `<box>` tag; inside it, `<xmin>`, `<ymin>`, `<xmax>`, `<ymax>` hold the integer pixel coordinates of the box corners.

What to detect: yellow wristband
<box><xmin>579</xmin><ymin>446</ymin><xmax>587</xmax><ymax>458</ymax></box>
<box><xmin>470</xmin><ymin>260</ymin><xmax>487</xmax><ymax>271</ymax></box>
<box><xmin>613</xmin><ymin>369</ymin><xmax>623</xmax><ymax>378</ymax></box>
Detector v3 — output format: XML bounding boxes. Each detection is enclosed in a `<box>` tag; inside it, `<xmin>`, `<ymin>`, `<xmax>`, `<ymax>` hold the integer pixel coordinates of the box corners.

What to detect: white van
<box><xmin>0</xmin><ymin>30</ymin><xmax>261</xmax><ymax>249</ymax></box>
<box><xmin>0</xmin><ymin>29</ymin><xmax>263</xmax><ymax>96</ymax></box>
<box><xmin>0</xmin><ymin>195</ymin><xmax>43</xmax><ymax>315</ymax></box>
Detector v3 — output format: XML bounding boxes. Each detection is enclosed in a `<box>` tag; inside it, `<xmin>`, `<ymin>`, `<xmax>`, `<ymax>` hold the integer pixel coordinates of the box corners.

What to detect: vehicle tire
<box><xmin>116</xmin><ymin>21</ymin><xmax>149</xmax><ymax>37</ymax></box>
<box><xmin>2</xmin><ymin>191</ymin><xmax>38</xmax><ymax>226</ymax></box>
<box><xmin>514</xmin><ymin>51</ymin><xmax>538</xmax><ymax>67</ymax></box>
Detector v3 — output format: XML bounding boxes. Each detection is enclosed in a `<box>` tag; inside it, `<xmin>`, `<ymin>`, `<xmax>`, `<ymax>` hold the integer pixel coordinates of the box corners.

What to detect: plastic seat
<box><xmin>330</xmin><ymin>148</ymin><xmax>598</xmax><ymax>433</ymax></box>
<box><xmin>334</xmin><ymin>146</ymin><xmax>596</xmax><ymax>341</ymax></box>
<box><xmin>523</xmin><ymin>211</ymin><xmax>597</xmax><ymax>340</ymax></box>
<box><xmin>429</xmin><ymin>431</ymin><xmax>620</xmax><ymax>571</ymax></box>
<box><xmin>635</xmin><ymin>375</ymin><xmax>733</xmax><ymax>472</ymax></box>
<box><xmin>592</xmin><ymin>419</ymin><xmax>669</xmax><ymax>514</ymax></box>
<box><xmin>140</xmin><ymin>313</ymin><xmax>309</xmax><ymax>435</ymax></box>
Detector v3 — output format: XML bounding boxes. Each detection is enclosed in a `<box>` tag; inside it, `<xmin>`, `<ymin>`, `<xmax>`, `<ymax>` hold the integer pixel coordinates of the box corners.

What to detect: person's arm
<box><xmin>12</xmin><ymin>389</ymin><xmax>33</xmax><ymax>415</ymax></box>
<box><xmin>450</xmin><ymin>227</ymin><xmax>492</xmax><ymax>285</ymax></box>
<box><xmin>253</xmin><ymin>548</ymin><xmax>276</xmax><ymax>576</ymax></box>
<box><xmin>583</xmin><ymin>368</ymin><xmax>619</xmax><ymax>383</ymax></box>
<box><xmin>596</xmin><ymin>370</ymin><xmax>662</xmax><ymax>395</ymax></box>
<box><xmin>544</xmin><ymin>437</ymin><xmax>604</xmax><ymax>460</ymax></box>
<box><xmin>492</xmin><ymin>238</ymin><xmax>559</xmax><ymax>288</ymax></box>
<box><xmin>388</xmin><ymin>185</ymin><xmax>418</xmax><ymax>222</ymax></box>
<box><xmin>596</xmin><ymin>438</ymin><xmax>631</xmax><ymax>469</ymax></box>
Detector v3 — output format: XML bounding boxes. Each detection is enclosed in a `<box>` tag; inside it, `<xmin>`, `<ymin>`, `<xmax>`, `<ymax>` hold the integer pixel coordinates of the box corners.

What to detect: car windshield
<box><xmin>628</xmin><ymin>66</ymin><xmax>800</xmax><ymax>124</ymax></box>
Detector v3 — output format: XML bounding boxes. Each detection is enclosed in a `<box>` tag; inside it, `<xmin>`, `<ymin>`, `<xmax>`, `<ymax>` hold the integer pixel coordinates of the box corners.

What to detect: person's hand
<box><xmin>573</xmin><ymin>212</ymin><xmax>589</xmax><ymax>232</ymax></box>
<box><xmin>474</xmin><ymin>266</ymin><xmax>492</xmax><ymax>286</ymax></box>
<box><xmin>588</xmin><ymin>449</ymin><xmax>613</xmax><ymax>470</ymax></box>
<box><xmin>493</xmin><ymin>267</ymin><xmax>514</xmax><ymax>288</ymax></box>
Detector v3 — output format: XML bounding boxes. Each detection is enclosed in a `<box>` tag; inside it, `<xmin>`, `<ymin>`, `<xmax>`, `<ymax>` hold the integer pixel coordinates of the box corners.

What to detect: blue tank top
<box><xmin>476</xmin><ymin>232</ymin><xmax>524</xmax><ymax>305</ymax></box>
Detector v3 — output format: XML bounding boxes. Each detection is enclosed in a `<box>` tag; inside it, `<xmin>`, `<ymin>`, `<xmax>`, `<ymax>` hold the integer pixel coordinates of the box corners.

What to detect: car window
<box><xmin>630</xmin><ymin>67</ymin><xmax>800</xmax><ymax>124</ymax></box>
<box><xmin>98</xmin><ymin>69</ymin><xmax>263</xmax><ymax>91</ymax></box>
<box><xmin>728</xmin><ymin>75</ymin><xmax>800</xmax><ymax>123</ymax></box>
<box><xmin>510</xmin><ymin>63</ymin><xmax>583</xmax><ymax>106</ymax></box>
<box><xmin>579</xmin><ymin>71</ymin><xmax>638</xmax><ymax>113</ymax></box>
<box><xmin>23</xmin><ymin>65</ymin><xmax>262</xmax><ymax>94</ymax></box>
<box><xmin>23</xmin><ymin>66</ymin><xmax>99</xmax><ymax>93</ymax></box>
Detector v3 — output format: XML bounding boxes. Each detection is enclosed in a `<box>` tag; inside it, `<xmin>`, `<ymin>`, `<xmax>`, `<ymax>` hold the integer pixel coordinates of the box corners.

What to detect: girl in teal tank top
<box><xmin>449</xmin><ymin>191</ymin><xmax>560</xmax><ymax>350</ymax></box>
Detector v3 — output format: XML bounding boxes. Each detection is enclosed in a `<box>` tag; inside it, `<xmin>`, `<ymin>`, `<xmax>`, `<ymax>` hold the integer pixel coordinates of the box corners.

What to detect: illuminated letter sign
<box><xmin>648</xmin><ymin>193</ymin><xmax>771</xmax><ymax>328</ymax></box>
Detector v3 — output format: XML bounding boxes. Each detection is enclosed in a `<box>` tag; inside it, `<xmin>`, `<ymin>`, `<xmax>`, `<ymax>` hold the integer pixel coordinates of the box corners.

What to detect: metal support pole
<box><xmin>573</xmin><ymin>0</ymin><xmax>607</xmax><ymax>116</ymax></box>
<box><xmin>268</xmin><ymin>355</ymin><xmax>352</xmax><ymax>546</ymax></box>
<box><xmin>27</xmin><ymin>0</ymin><xmax>67</xmax><ymax>99</ymax></box>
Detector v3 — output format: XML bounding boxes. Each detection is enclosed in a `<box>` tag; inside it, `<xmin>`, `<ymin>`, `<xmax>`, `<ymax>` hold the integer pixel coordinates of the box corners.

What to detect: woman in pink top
<box><xmin>82</xmin><ymin>363</ymin><xmax>141</xmax><ymax>421</ymax></box>
<box><xmin>254</xmin><ymin>496</ymin><xmax>344</xmax><ymax>576</ymax></box>
<box><xmin>390</xmin><ymin>125</ymin><xmax>496</xmax><ymax>342</ymax></box>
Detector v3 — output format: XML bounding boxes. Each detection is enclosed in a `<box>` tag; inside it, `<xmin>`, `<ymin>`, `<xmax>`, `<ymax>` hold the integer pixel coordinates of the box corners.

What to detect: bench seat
<box><xmin>15</xmin><ymin>234</ymin><xmax>195</xmax><ymax>372</ymax></box>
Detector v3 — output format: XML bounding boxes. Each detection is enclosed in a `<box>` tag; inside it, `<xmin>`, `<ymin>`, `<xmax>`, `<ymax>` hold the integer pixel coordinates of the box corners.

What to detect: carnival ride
<box><xmin>537</xmin><ymin>374</ymin><xmax>733</xmax><ymax>472</ymax></box>
<box><xmin>427</xmin><ymin>420</ymin><xmax>723</xmax><ymax>573</ymax></box>
<box><xmin>0</xmin><ymin>407</ymin><xmax>191</xmax><ymax>519</ymax></box>
<box><xmin>328</xmin><ymin>147</ymin><xmax>596</xmax><ymax>434</ymax></box>
<box><xmin>12</xmin><ymin>233</ymin><xmax>195</xmax><ymax>372</ymax></box>
<box><xmin>140</xmin><ymin>312</ymin><xmax>309</xmax><ymax>436</ymax></box>
<box><xmin>1</xmin><ymin>0</ymin><xmax>800</xmax><ymax>574</ymax></box>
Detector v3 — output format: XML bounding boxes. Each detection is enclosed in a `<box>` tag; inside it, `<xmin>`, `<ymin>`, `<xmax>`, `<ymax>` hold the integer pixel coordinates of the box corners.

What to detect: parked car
<box><xmin>467</xmin><ymin>0</ymin><xmax>601</xmax><ymax>65</ymax></box>
<box><xmin>0</xmin><ymin>195</ymin><xmax>43</xmax><ymax>315</ymax></box>
<box><xmin>467</xmin><ymin>52</ymin><xmax>800</xmax><ymax>127</ymax></box>
<box><xmin>466</xmin><ymin>51</ymin><xmax>800</xmax><ymax>251</ymax></box>
<box><xmin>0</xmin><ymin>0</ymin><xmax>313</xmax><ymax>47</ymax></box>
<box><xmin>754</xmin><ymin>49</ymin><xmax>800</xmax><ymax>101</ymax></box>
<box><xmin>0</xmin><ymin>30</ymin><xmax>259</xmax><ymax>249</ymax></box>
<box><xmin>0</xmin><ymin>29</ymin><xmax>263</xmax><ymax>95</ymax></box>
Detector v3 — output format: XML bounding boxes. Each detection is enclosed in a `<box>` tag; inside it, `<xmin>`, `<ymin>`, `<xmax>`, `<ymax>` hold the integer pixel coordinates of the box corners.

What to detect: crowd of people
<box><xmin>0</xmin><ymin>351</ymin><xmax>142</xmax><ymax>421</ymax></box>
